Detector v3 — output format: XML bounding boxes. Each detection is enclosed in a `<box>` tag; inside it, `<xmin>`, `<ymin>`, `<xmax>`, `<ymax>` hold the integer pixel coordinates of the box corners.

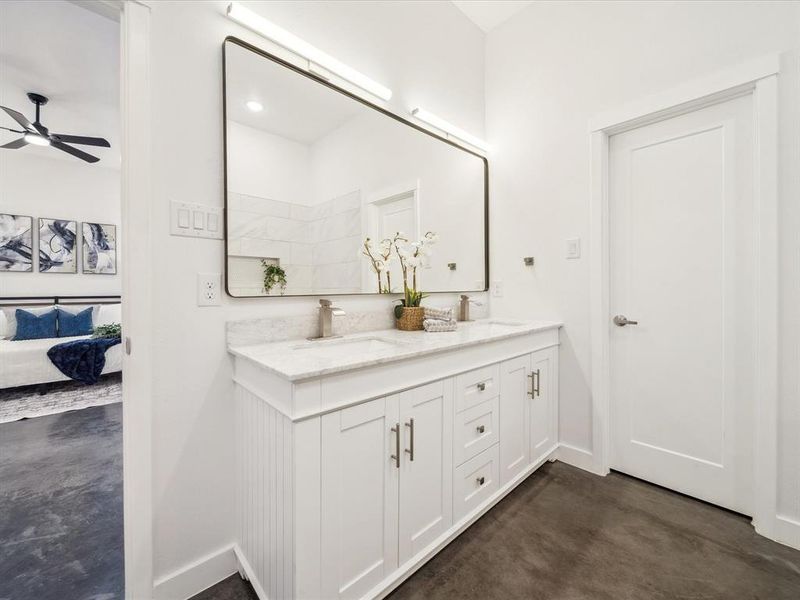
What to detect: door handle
<box><xmin>404</xmin><ymin>418</ymin><xmax>415</xmax><ymax>461</ymax></box>
<box><xmin>534</xmin><ymin>369</ymin><xmax>541</xmax><ymax>397</ymax></box>
<box><xmin>527</xmin><ymin>372</ymin><xmax>534</xmax><ymax>397</ymax></box>
<box><xmin>391</xmin><ymin>423</ymin><xmax>400</xmax><ymax>469</ymax></box>
<box><xmin>613</xmin><ymin>315</ymin><xmax>639</xmax><ymax>327</ymax></box>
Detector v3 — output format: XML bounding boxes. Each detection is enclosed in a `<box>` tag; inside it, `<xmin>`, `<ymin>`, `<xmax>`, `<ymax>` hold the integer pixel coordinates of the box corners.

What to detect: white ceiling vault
<box><xmin>451</xmin><ymin>0</ymin><xmax>534</xmax><ymax>32</ymax></box>
<box><xmin>0</xmin><ymin>0</ymin><xmax>120</xmax><ymax>167</ymax></box>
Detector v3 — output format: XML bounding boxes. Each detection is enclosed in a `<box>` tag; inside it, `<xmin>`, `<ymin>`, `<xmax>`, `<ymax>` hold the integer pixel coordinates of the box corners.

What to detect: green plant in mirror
<box><xmin>261</xmin><ymin>261</ymin><xmax>287</xmax><ymax>295</ymax></box>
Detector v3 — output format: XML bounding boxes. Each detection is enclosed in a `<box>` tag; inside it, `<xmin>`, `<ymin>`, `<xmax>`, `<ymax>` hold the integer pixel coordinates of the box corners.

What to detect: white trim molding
<box><xmin>153</xmin><ymin>545</ymin><xmax>237</xmax><ymax>600</ymax></box>
<box><xmin>588</xmin><ymin>56</ymin><xmax>781</xmax><ymax>542</ymax></box>
<box><xmin>119</xmin><ymin>1</ymin><xmax>155</xmax><ymax>598</ymax></box>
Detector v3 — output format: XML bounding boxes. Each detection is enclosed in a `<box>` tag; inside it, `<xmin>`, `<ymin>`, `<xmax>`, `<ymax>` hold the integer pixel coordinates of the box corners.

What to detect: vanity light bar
<box><xmin>410</xmin><ymin>108</ymin><xmax>489</xmax><ymax>152</ymax></box>
<box><xmin>226</xmin><ymin>2</ymin><xmax>393</xmax><ymax>101</ymax></box>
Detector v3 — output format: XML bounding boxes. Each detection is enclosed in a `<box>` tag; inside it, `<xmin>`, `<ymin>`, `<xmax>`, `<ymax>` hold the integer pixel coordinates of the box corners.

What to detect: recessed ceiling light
<box><xmin>246</xmin><ymin>100</ymin><xmax>264</xmax><ymax>113</ymax></box>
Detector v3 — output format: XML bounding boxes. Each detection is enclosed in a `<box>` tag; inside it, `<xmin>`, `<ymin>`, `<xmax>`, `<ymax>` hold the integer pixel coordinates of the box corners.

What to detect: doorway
<box><xmin>587</xmin><ymin>59</ymin><xmax>781</xmax><ymax>539</ymax></box>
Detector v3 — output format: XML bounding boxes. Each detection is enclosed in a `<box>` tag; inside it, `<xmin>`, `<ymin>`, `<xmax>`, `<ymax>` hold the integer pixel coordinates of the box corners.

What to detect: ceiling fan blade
<box><xmin>0</xmin><ymin>126</ymin><xmax>25</xmax><ymax>134</ymax></box>
<box><xmin>1</xmin><ymin>105</ymin><xmax>37</xmax><ymax>133</ymax></box>
<box><xmin>51</xmin><ymin>140</ymin><xmax>100</xmax><ymax>163</ymax></box>
<box><xmin>51</xmin><ymin>134</ymin><xmax>110</xmax><ymax>148</ymax></box>
<box><xmin>1</xmin><ymin>137</ymin><xmax>28</xmax><ymax>149</ymax></box>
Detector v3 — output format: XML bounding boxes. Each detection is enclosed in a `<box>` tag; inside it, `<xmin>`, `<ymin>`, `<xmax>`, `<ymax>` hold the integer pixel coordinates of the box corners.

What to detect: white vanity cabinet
<box><xmin>499</xmin><ymin>346</ymin><xmax>559</xmax><ymax>485</ymax></box>
<box><xmin>230</xmin><ymin>320</ymin><xmax>560</xmax><ymax>600</ymax></box>
<box><xmin>320</xmin><ymin>381</ymin><xmax>453</xmax><ymax>599</ymax></box>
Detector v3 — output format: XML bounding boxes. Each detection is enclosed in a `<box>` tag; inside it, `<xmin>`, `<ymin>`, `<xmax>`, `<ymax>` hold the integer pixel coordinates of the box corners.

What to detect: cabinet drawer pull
<box><xmin>476</xmin><ymin>424</ymin><xmax>485</xmax><ymax>434</ymax></box>
<box><xmin>534</xmin><ymin>369</ymin><xmax>541</xmax><ymax>397</ymax></box>
<box><xmin>390</xmin><ymin>423</ymin><xmax>400</xmax><ymax>469</ymax></box>
<box><xmin>527</xmin><ymin>372</ymin><xmax>534</xmax><ymax>397</ymax></box>
<box><xmin>477</xmin><ymin>382</ymin><xmax>486</xmax><ymax>392</ymax></box>
<box><xmin>528</xmin><ymin>369</ymin><xmax>541</xmax><ymax>397</ymax></box>
<box><xmin>476</xmin><ymin>476</ymin><xmax>485</xmax><ymax>486</ymax></box>
<box><xmin>404</xmin><ymin>418</ymin><xmax>415</xmax><ymax>461</ymax></box>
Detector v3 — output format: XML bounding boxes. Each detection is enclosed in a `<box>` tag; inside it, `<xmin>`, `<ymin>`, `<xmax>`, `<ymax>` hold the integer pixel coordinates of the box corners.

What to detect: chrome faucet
<box><xmin>459</xmin><ymin>294</ymin><xmax>483</xmax><ymax>321</ymax></box>
<box><xmin>317</xmin><ymin>299</ymin><xmax>345</xmax><ymax>339</ymax></box>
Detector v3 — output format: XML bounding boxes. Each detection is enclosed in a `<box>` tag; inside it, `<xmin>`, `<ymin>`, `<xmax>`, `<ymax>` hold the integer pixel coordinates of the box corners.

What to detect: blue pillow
<box><xmin>58</xmin><ymin>307</ymin><xmax>94</xmax><ymax>337</ymax></box>
<box><xmin>13</xmin><ymin>309</ymin><xmax>58</xmax><ymax>341</ymax></box>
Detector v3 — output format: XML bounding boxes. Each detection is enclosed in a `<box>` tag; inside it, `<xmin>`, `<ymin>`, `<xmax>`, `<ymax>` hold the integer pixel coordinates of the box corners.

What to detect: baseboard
<box><xmin>556</xmin><ymin>443</ymin><xmax>600</xmax><ymax>474</ymax></box>
<box><xmin>773</xmin><ymin>514</ymin><xmax>800</xmax><ymax>550</ymax></box>
<box><xmin>153</xmin><ymin>543</ymin><xmax>237</xmax><ymax>600</ymax></box>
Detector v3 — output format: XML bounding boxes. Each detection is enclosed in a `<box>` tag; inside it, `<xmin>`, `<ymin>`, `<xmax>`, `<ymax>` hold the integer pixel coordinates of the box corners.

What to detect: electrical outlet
<box><xmin>197</xmin><ymin>272</ymin><xmax>221</xmax><ymax>306</ymax></box>
<box><xmin>491</xmin><ymin>280</ymin><xmax>504</xmax><ymax>297</ymax></box>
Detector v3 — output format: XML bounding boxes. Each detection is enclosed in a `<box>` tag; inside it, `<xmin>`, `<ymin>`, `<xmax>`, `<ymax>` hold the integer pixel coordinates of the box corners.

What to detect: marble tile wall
<box><xmin>227</xmin><ymin>190</ymin><xmax>363</xmax><ymax>296</ymax></box>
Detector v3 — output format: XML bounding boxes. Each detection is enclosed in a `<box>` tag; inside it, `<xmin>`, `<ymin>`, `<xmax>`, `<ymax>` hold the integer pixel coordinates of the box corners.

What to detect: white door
<box><xmin>530</xmin><ymin>347</ymin><xmax>557</xmax><ymax>465</ymax></box>
<box><xmin>609</xmin><ymin>94</ymin><xmax>755</xmax><ymax>514</ymax></box>
<box><xmin>321</xmin><ymin>398</ymin><xmax>399</xmax><ymax>599</ymax></box>
<box><xmin>499</xmin><ymin>355</ymin><xmax>530</xmax><ymax>485</ymax></box>
<box><xmin>397</xmin><ymin>380</ymin><xmax>453</xmax><ymax>563</ymax></box>
<box><xmin>372</xmin><ymin>191</ymin><xmax>417</xmax><ymax>293</ymax></box>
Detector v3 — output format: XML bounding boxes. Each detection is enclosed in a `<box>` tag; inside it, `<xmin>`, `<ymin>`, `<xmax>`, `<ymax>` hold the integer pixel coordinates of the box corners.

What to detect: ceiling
<box><xmin>451</xmin><ymin>1</ymin><xmax>534</xmax><ymax>32</ymax></box>
<box><xmin>226</xmin><ymin>41</ymin><xmax>366</xmax><ymax>146</ymax></box>
<box><xmin>0</xmin><ymin>1</ymin><xmax>119</xmax><ymax>167</ymax></box>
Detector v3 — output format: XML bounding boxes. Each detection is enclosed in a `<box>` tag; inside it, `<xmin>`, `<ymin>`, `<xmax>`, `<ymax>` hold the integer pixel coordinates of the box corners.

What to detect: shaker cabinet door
<box><xmin>530</xmin><ymin>347</ymin><xmax>557</xmax><ymax>465</ymax></box>
<box><xmin>397</xmin><ymin>380</ymin><xmax>453</xmax><ymax>563</ymax></box>
<box><xmin>499</xmin><ymin>354</ymin><xmax>531</xmax><ymax>486</ymax></box>
<box><xmin>321</xmin><ymin>397</ymin><xmax>399</xmax><ymax>599</ymax></box>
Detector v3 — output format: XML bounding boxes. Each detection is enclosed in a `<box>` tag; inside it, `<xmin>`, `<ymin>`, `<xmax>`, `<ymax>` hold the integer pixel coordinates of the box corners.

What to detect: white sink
<box><xmin>291</xmin><ymin>336</ymin><xmax>403</xmax><ymax>358</ymax></box>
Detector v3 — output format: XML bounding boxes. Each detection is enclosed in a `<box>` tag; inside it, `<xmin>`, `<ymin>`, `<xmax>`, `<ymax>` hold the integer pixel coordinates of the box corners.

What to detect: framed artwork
<box><xmin>38</xmin><ymin>218</ymin><xmax>78</xmax><ymax>273</ymax></box>
<box><xmin>0</xmin><ymin>214</ymin><xmax>34</xmax><ymax>272</ymax></box>
<box><xmin>82</xmin><ymin>222</ymin><xmax>117</xmax><ymax>274</ymax></box>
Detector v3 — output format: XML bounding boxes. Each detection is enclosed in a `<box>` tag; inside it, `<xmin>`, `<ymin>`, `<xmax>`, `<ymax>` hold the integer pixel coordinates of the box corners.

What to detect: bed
<box><xmin>0</xmin><ymin>297</ymin><xmax>122</xmax><ymax>389</ymax></box>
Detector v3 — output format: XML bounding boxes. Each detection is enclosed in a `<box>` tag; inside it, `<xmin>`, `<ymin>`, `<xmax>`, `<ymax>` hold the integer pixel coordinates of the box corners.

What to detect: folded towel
<box><xmin>424</xmin><ymin>306</ymin><xmax>453</xmax><ymax>321</ymax></box>
<box><xmin>423</xmin><ymin>318</ymin><xmax>457</xmax><ymax>332</ymax></box>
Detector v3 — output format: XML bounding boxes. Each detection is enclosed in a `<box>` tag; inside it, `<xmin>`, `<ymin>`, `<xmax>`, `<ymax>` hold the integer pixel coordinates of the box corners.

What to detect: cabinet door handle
<box><xmin>390</xmin><ymin>423</ymin><xmax>400</xmax><ymax>469</ymax></box>
<box><xmin>404</xmin><ymin>418</ymin><xmax>415</xmax><ymax>461</ymax></box>
<box><xmin>527</xmin><ymin>372</ymin><xmax>534</xmax><ymax>397</ymax></box>
<box><xmin>534</xmin><ymin>369</ymin><xmax>541</xmax><ymax>397</ymax></box>
<box><xmin>476</xmin><ymin>424</ymin><xmax>485</xmax><ymax>434</ymax></box>
<box><xmin>476</xmin><ymin>476</ymin><xmax>485</xmax><ymax>486</ymax></box>
<box><xmin>477</xmin><ymin>382</ymin><xmax>486</xmax><ymax>392</ymax></box>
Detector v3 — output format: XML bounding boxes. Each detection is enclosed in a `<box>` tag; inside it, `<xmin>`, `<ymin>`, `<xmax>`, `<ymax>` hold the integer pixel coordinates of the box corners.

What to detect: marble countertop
<box><xmin>228</xmin><ymin>318</ymin><xmax>563</xmax><ymax>382</ymax></box>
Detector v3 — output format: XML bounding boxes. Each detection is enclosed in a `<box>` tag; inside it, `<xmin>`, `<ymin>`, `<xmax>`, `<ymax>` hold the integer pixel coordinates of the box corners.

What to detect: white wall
<box><xmin>0</xmin><ymin>151</ymin><xmax>121</xmax><ymax>297</ymax></box>
<box><xmin>485</xmin><ymin>0</ymin><xmax>800</xmax><ymax>525</ymax></box>
<box><xmin>147</xmin><ymin>0</ymin><xmax>485</xmax><ymax>590</ymax></box>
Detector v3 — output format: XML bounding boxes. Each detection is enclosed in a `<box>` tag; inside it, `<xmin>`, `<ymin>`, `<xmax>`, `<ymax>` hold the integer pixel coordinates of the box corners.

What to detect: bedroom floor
<box><xmin>194</xmin><ymin>462</ymin><xmax>800</xmax><ymax>600</ymax></box>
<box><xmin>0</xmin><ymin>373</ymin><xmax>122</xmax><ymax>424</ymax></box>
<box><xmin>0</xmin><ymin>403</ymin><xmax>124</xmax><ymax>600</ymax></box>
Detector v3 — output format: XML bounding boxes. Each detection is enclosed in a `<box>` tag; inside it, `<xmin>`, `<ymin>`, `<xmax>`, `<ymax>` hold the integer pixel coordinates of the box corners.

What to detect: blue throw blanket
<box><xmin>47</xmin><ymin>337</ymin><xmax>121</xmax><ymax>385</ymax></box>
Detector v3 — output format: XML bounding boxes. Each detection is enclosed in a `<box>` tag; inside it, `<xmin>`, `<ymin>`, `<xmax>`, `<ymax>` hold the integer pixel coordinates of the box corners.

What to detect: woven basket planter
<box><xmin>396</xmin><ymin>306</ymin><xmax>425</xmax><ymax>331</ymax></box>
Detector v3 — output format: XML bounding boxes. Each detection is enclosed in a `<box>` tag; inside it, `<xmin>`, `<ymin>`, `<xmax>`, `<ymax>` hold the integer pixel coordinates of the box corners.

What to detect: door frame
<box><xmin>86</xmin><ymin>0</ymin><xmax>155</xmax><ymax>597</ymax></box>
<box><xmin>588</xmin><ymin>54</ymin><xmax>779</xmax><ymax>538</ymax></box>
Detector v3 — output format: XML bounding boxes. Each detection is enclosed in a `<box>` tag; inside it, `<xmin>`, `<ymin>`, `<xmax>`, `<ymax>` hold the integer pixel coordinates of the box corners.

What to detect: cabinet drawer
<box><xmin>455</xmin><ymin>364</ymin><xmax>499</xmax><ymax>412</ymax></box>
<box><xmin>453</xmin><ymin>444</ymin><xmax>499</xmax><ymax>522</ymax></box>
<box><xmin>454</xmin><ymin>397</ymin><xmax>499</xmax><ymax>466</ymax></box>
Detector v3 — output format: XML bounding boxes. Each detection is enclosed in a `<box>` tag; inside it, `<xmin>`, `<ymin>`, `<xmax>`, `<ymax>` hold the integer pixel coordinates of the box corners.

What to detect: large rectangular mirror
<box><xmin>223</xmin><ymin>38</ymin><xmax>488</xmax><ymax>297</ymax></box>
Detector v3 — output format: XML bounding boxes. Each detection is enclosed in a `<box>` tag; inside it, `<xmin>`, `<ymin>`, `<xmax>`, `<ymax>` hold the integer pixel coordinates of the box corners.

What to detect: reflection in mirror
<box><xmin>224</xmin><ymin>39</ymin><xmax>487</xmax><ymax>297</ymax></box>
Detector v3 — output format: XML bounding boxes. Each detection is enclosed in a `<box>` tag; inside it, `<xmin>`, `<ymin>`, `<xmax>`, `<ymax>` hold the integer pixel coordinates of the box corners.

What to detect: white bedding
<box><xmin>0</xmin><ymin>336</ymin><xmax>122</xmax><ymax>389</ymax></box>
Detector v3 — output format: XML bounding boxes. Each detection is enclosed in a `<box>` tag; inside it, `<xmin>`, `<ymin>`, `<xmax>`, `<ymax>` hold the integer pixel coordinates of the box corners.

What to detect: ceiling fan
<box><xmin>0</xmin><ymin>93</ymin><xmax>110</xmax><ymax>163</ymax></box>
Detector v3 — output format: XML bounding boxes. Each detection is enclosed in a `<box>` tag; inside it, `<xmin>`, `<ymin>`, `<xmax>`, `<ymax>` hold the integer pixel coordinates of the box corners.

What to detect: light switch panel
<box><xmin>566</xmin><ymin>238</ymin><xmax>581</xmax><ymax>259</ymax></box>
<box><xmin>171</xmin><ymin>201</ymin><xmax>223</xmax><ymax>240</ymax></box>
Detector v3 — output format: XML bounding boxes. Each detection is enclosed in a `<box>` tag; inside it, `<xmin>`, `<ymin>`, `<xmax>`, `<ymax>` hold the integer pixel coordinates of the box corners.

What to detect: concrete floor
<box><xmin>0</xmin><ymin>403</ymin><xmax>124</xmax><ymax>600</ymax></box>
<box><xmin>195</xmin><ymin>461</ymin><xmax>800</xmax><ymax>600</ymax></box>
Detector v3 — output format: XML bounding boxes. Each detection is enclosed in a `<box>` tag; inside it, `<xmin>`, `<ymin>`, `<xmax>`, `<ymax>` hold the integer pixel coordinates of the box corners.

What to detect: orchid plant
<box><xmin>359</xmin><ymin>231</ymin><xmax>439</xmax><ymax>312</ymax></box>
<box><xmin>392</xmin><ymin>231</ymin><xmax>438</xmax><ymax>317</ymax></box>
<box><xmin>361</xmin><ymin>237</ymin><xmax>393</xmax><ymax>293</ymax></box>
